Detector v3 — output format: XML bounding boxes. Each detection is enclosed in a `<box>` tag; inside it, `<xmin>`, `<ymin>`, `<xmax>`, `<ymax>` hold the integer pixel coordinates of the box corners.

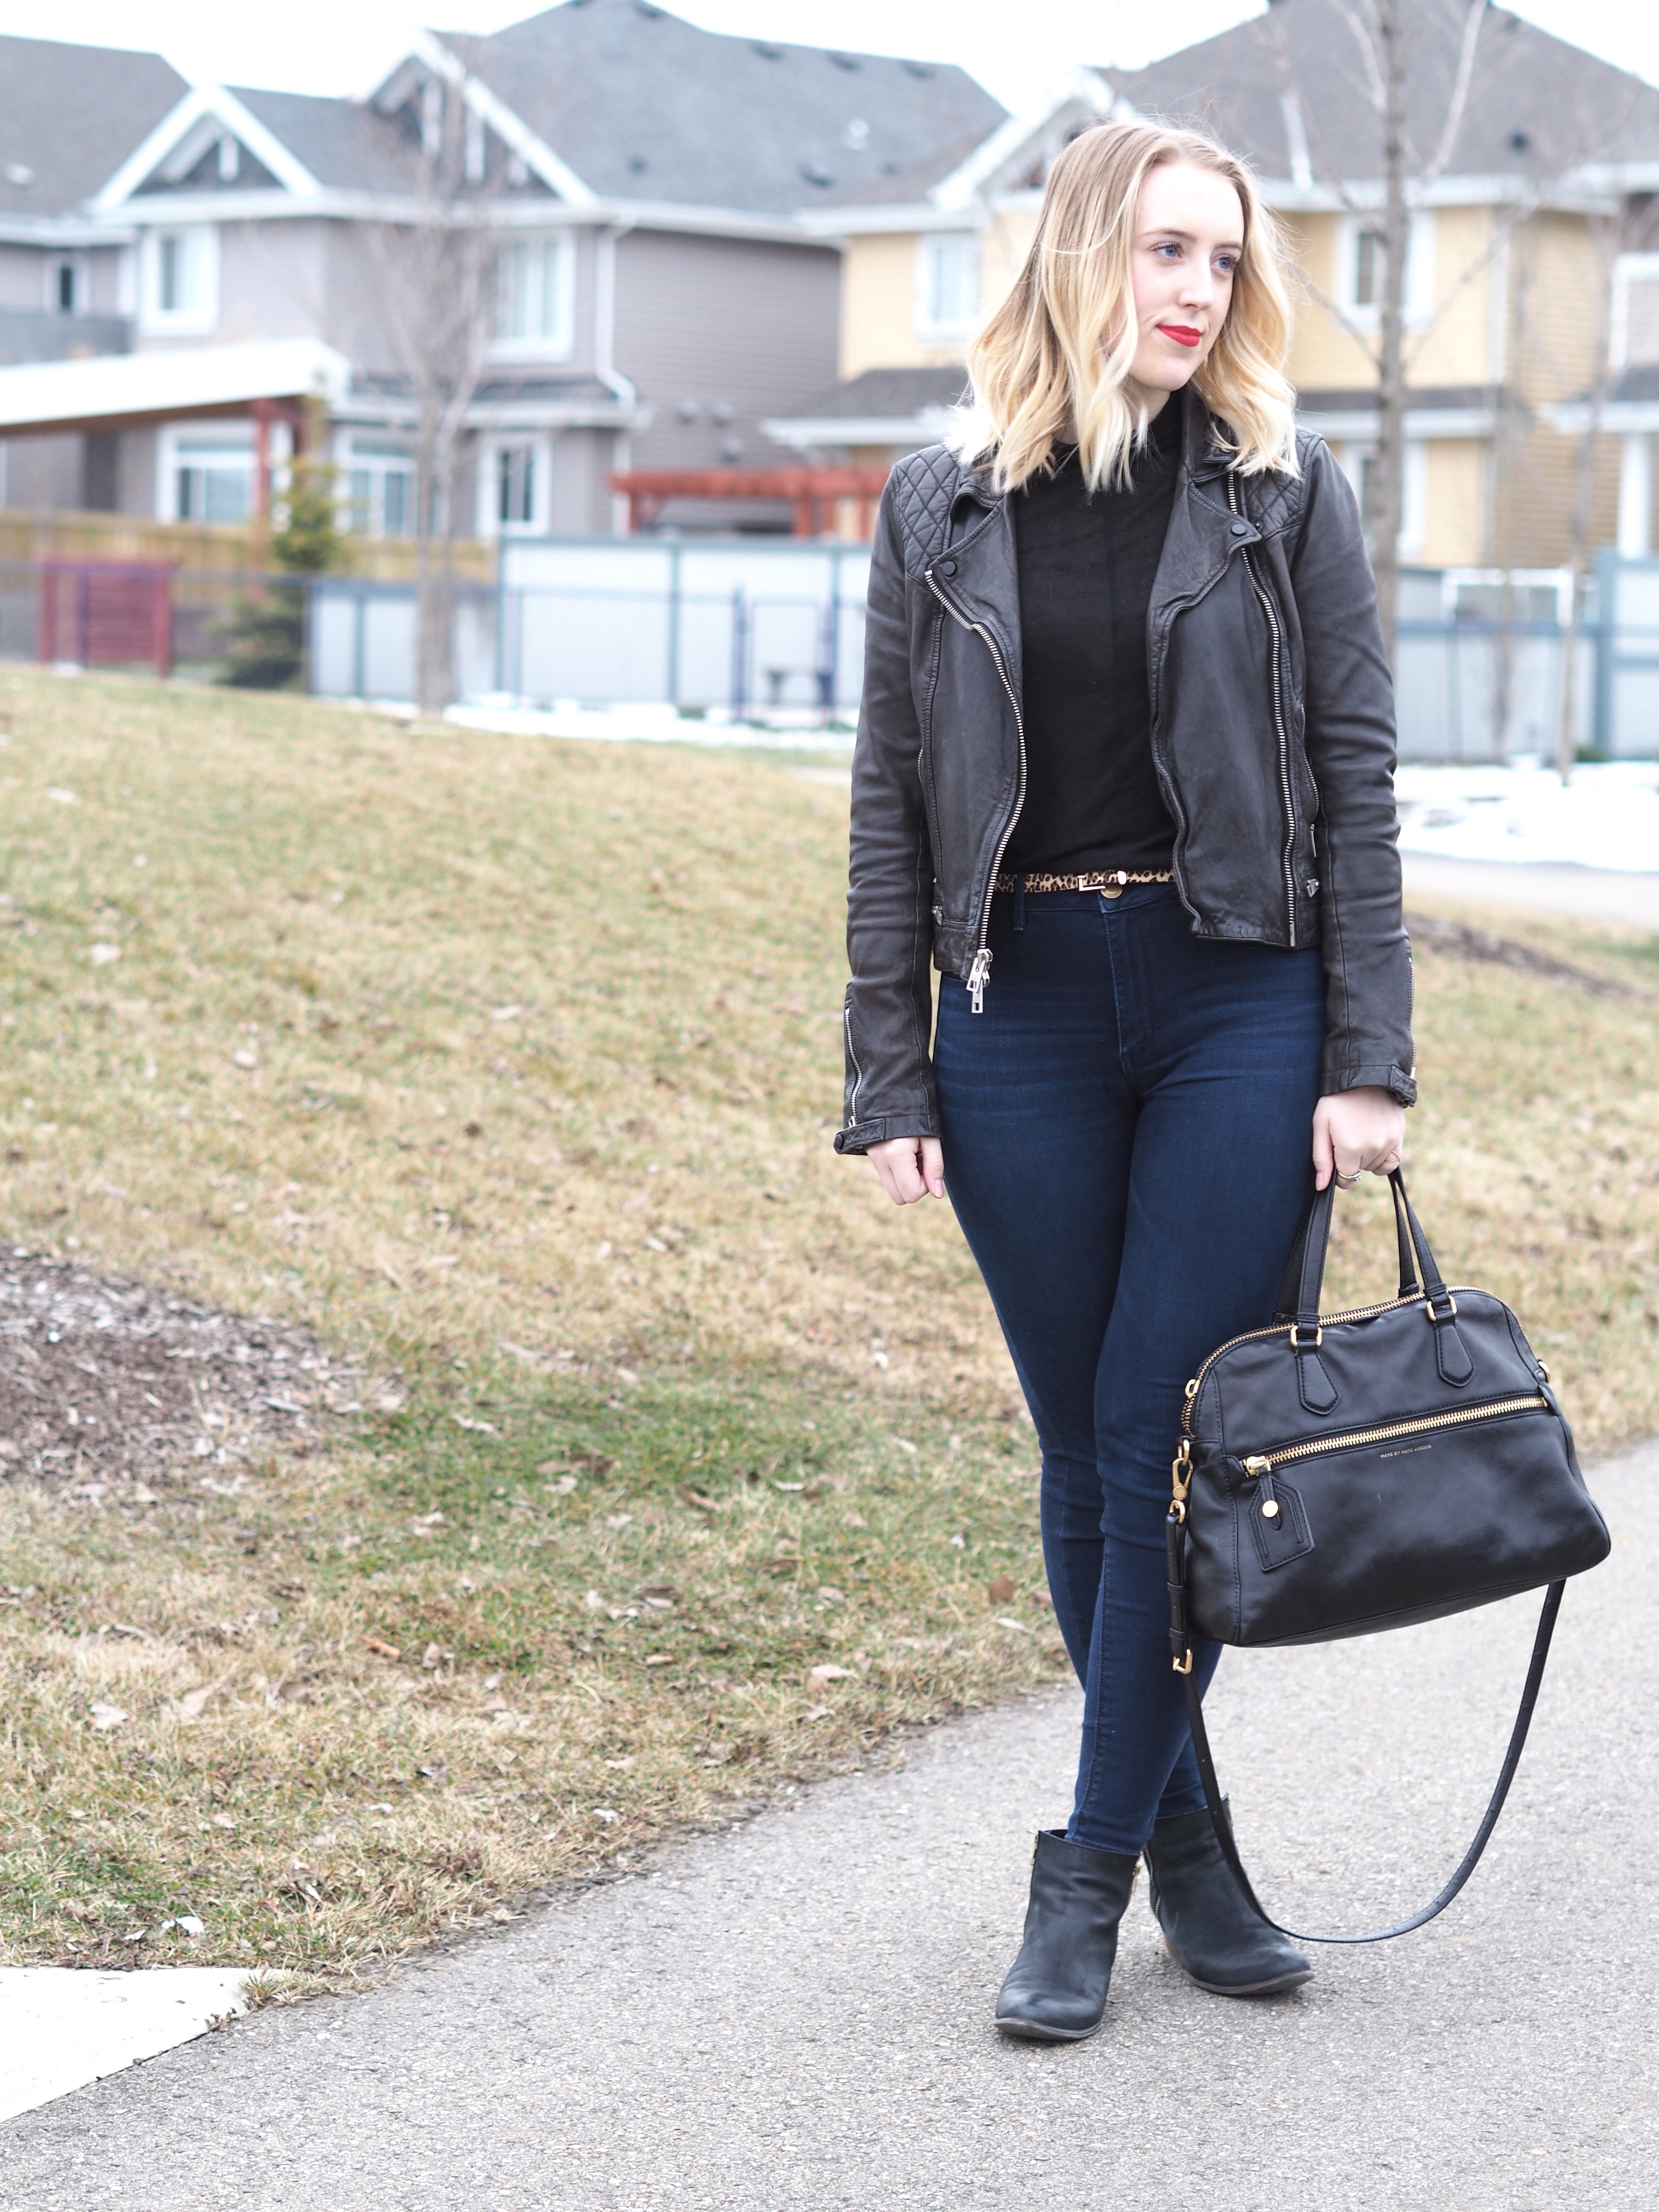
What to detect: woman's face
<box><xmin>1124</xmin><ymin>161</ymin><xmax>1245</xmax><ymax>406</ymax></box>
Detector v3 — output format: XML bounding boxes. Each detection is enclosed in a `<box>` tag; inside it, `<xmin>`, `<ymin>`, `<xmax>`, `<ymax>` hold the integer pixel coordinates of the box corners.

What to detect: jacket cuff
<box><xmin>1321</xmin><ymin>1060</ymin><xmax>1418</xmax><ymax>1109</ymax></box>
<box><xmin>832</xmin><ymin>1113</ymin><xmax>938</xmax><ymax>1157</ymax></box>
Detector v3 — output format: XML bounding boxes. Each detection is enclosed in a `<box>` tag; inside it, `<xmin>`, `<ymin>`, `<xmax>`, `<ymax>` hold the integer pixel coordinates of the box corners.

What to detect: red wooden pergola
<box><xmin>609</xmin><ymin>465</ymin><xmax>892</xmax><ymax>538</ymax></box>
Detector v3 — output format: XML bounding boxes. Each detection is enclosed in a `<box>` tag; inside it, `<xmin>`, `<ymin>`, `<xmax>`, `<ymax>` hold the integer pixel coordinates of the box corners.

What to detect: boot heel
<box><xmin>1144</xmin><ymin>1805</ymin><xmax>1311</xmax><ymax>1997</ymax></box>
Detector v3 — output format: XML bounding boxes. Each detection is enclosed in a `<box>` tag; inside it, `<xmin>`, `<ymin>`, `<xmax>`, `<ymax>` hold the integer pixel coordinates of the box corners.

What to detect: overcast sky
<box><xmin>1</xmin><ymin>0</ymin><xmax>1655</xmax><ymax>117</ymax></box>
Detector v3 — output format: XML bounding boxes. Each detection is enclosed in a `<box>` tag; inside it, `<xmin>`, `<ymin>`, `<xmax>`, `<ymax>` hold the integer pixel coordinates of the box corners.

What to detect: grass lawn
<box><xmin>0</xmin><ymin>665</ymin><xmax>1655</xmax><ymax>1986</ymax></box>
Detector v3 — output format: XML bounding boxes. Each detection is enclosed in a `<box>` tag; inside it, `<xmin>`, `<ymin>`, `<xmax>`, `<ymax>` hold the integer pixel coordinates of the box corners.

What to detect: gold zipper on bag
<box><xmin>1179</xmin><ymin>1290</ymin><xmax>1448</xmax><ymax>1434</ymax></box>
<box><xmin>1238</xmin><ymin>1394</ymin><xmax>1550</xmax><ymax>1478</ymax></box>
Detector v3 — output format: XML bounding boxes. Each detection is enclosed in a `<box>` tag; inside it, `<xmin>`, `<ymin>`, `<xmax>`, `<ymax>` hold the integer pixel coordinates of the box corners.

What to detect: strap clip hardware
<box><xmin>1170</xmin><ymin>1438</ymin><xmax>1192</xmax><ymax>1504</ymax></box>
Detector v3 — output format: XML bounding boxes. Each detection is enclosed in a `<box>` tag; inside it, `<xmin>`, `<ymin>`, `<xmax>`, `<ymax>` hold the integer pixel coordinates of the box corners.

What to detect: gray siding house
<box><xmin>0</xmin><ymin>3</ymin><xmax>1002</xmax><ymax>538</ymax></box>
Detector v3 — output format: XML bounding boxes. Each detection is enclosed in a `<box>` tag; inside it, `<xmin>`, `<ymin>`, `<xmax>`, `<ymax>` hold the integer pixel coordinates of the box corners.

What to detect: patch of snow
<box><xmin>444</xmin><ymin>699</ymin><xmax>854</xmax><ymax>752</ymax></box>
<box><xmin>0</xmin><ymin>1966</ymin><xmax>258</xmax><ymax>2123</ymax></box>
<box><xmin>1395</xmin><ymin>758</ymin><xmax>1659</xmax><ymax>873</ymax></box>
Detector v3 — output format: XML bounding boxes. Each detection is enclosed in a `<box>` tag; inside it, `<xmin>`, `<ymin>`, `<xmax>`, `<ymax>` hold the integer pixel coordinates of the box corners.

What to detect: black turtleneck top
<box><xmin>1002</xmin><ymin>398</ymin><xmax>1182</xmax><ymax>876</ymax></box>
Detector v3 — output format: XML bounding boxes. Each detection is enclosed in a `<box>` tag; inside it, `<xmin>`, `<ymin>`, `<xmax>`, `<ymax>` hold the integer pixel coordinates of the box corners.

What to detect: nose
<box><xmin>1177</xmin><ymin>260</ymin><xmax>1216</xmax><ymax>312</ymax></box>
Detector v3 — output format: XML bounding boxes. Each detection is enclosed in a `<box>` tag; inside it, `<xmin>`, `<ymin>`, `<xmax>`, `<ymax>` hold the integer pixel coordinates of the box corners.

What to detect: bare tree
<box><xmin>365</xmin><ymin>49</ymin><xmax>503</xmax><ymax>714</ymax></box>
<box><xmin>1272</xmin><ymin>0</ymin><xmax>1486</xmax><ymax>663</ymax></box>
<box><xmin>1267</xmin><ymin>0</ymin><xmax>1649</xmax><ymax>741</ymax></box>
<box><xmin>1550</xmin><ymin>208</ymin><xmax>1624</xmax><ymax>780</ymax></box>
<box><xmin>1368</xmin><ymin>0</ymin><xmax>1412</xmax><ymax>665</ymax></box>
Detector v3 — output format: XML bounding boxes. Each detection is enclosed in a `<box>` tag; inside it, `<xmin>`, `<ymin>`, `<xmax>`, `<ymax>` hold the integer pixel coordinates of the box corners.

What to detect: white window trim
<box><xmin>1611</xmin><ymin>251</ymin><xmax>1659</xmax><ymax>371</ymax></box>
<box><xmin>1334</xmin><ymin>210</ymin><xmax>1436</xmax><ymax>331</ymax></box>
<box><xmin>1335</xmin><ymin>438</ymin><xmax>1429</xmax><ymax>558</ymax></box>
<box><xmin>914</xmin><ymin>230</ymin><xmax>981</xmax><ymax>344</ymax></box>
<box><xmin>139</xmin><ymin>224</ymin><xmax>220</xmax><ymax>337</ymax></box>
<box><xmin>477</xmin><ymin>435</ymin><xmax>552</xmax><ymax>539</ymax></box>
<box><xmin>491</xmin><ymin>235</ymin><xmax>577</xmax><ymax>362</ymax></box>
<box><xmin>156</xmin><ymin>421</ymin><xmax>250</xmax><ymax>523</ymax></box>
<box><xmin>342</xmin><ymin>438</ymin><xmax>418</xmax><ymax>540</ymax></box>
<box><xmin>1400</xmin><ymin>438</ymin><xmax>1429</xmax><ymax>557</ymax></box>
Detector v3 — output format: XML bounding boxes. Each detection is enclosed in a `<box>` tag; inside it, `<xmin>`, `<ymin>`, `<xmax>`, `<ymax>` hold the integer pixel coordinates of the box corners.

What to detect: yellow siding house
<box><xmin>767</xmin><ymin>2</ymin><xmax>1659</xmax><ymax>576</ymax></box>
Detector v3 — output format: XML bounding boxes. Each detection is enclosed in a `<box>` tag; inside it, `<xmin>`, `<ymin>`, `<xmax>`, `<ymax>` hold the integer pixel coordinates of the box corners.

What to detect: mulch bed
<box><xmin>0</xmin><ymin>1250</ymin><xmax>373</xmax><ymax>1487</ymax></box>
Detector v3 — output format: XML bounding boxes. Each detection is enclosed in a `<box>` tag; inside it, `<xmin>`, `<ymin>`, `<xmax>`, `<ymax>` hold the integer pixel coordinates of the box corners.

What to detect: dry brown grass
<box><xmin>0</xmin><ymin>663</ymin><xmax>1654</xmax><ymax>1984</ymax></box>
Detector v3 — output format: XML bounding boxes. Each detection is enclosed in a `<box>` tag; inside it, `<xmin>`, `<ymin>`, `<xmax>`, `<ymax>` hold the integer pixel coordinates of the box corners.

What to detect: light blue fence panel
<box><xmin>502</xmin><ymin>543</ymin><xmax>674</xmax><ymax>704</ymax></box>
<box><xmin>1596</xmin><ymin>553</ymin><xmax>1659</xmax><ymax>758</ymax></box>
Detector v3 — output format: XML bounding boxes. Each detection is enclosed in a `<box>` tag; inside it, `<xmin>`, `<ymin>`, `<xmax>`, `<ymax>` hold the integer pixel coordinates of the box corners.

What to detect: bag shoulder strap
<box><xmin>1170</xmin><ymin>1554</ymin><xmax>1564</xmax><ymax>1944</ymax></box>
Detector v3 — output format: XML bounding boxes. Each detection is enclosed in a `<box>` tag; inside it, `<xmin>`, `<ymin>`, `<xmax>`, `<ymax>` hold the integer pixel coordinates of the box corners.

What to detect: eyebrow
<box><xmin>1138</xmin><ymin>225</ymin><xmax>1245</xmax><ymax>252</ymax></box>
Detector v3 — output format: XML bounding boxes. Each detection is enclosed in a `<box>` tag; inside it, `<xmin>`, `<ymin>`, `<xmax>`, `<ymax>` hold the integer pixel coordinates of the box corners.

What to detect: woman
<box><xmin>834</xmin><ymin>121</ymin><xmax>1413</xmax><ymax>2042</ymax></box>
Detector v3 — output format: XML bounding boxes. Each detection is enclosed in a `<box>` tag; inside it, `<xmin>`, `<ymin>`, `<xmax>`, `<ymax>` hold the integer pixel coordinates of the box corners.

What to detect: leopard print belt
<box><xmin>992</xmin><ymin>869</ymin><xmax>1175</xmax><ymax>896</ymax></box>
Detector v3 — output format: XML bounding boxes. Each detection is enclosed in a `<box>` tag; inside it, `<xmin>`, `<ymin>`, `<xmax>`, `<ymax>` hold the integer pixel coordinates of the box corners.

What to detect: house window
<box><xmin>347</xmin><ymin>442</ymin><xmax>417</xmax><ymax>538</ymax></box>
<box><xmin>497</xmin><ymin>444</ymin><xmax>539</xmax><ymax>529</ymax></box>
<box><xmin>495</xmin><ymin>238</ymin><xmax>574</xmax><ymax>356</ymax></box>
<box><xmin>143</xmin><ymin>226</ymin><xmax>218</xmax><ymax>334</ymax></box>
<box><xmin>916</xmin><ymin>233</ymin><xmax>980</xmax><ymax>340</ymax></box>
<box><xmin>171</xmin><ymin>430</ymin><xmax>254</xmax><ymax>523</ymax></box>
<box><xmin>1354</xmin><ymin>228</ymin><xmax>1382</xmax><ymax>309</ymax></box>
<box><xmin>50</xmin><ymin>259</ymin><xmax>83</xmax><ymax>314</ymax></box>
<box><xmin>1339</xmin><ymin>212</ymin><xmax>1434</xmax><ymax>325</ymax></box>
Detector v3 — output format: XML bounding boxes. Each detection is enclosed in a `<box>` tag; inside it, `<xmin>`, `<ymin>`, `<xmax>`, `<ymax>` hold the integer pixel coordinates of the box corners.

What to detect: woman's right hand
<box><xmin>867</xmin><ymin>1135</ymin><xmax>946</xmax><ymax>1205</ymax></box>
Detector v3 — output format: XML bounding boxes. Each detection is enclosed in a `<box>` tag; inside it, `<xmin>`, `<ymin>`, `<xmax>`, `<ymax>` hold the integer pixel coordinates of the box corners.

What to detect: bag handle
<box><xmin>1274</xmin><ymin>1166</ymin><xmax>1452</xmax><ymax>1328</ymax></box>
<box><xmin>1166</xmin><ymin>1481</ymin><xmax>1565</xmax><ymax>1941</ymax></box>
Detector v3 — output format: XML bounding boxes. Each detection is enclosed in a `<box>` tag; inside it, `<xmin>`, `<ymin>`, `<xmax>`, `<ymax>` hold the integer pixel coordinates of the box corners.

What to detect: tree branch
<box><xmin>1421</xmin><ymin>0</ymin><xmax>1486</xmax><ymax>183</ymax></box>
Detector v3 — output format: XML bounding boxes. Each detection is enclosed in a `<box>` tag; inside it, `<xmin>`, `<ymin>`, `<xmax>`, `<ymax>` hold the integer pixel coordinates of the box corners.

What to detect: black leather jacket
<box><xmin>834</xmin><ymin>389</ymin><xmax>1415</xmax><ymax>1155</ymax></box>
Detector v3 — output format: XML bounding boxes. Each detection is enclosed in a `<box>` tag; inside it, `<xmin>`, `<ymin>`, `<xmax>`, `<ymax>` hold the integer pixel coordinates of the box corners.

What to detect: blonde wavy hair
<box><xmin>960</xmin><ymin>120</ymin><xmax>1298</xmax><ymax>493</ymax></box>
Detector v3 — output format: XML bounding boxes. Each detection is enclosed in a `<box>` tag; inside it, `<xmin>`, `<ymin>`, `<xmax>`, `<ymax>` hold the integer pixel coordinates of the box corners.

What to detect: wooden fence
<box><xmin>0</xmin><ymin>509</ymin><xmax>493</xmax><ymax>585</ymax></box>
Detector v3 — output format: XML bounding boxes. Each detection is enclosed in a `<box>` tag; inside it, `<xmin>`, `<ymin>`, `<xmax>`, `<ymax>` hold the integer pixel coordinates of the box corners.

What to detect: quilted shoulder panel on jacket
<box><xmin>888</xmin><ymin>445</ymin><xmax>965</xmax><ymax>569</ymax></box>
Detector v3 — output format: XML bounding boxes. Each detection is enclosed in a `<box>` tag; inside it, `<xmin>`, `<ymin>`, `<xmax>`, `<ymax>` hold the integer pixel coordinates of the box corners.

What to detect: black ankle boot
<box><xmin>1144</xmin><ymin>1805</ymin><xmax>1312</xmax><ymax>1996</ymax></box>
<box><xmin>994</xmin><ymin>1829</ymin><xmax>1140</xmax><ymax>2043</ymax></box>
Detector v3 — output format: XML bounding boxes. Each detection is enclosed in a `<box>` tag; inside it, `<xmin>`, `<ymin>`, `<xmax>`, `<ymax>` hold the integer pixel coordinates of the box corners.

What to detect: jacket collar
<box><xmin>950</xmin><ymin>382</ymin><xmax>1235</xmax><ymax>517</ymax></box>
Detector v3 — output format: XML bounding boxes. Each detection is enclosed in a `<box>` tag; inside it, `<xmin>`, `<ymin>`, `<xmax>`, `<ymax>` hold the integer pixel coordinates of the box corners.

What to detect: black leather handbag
<box><xmin>1166</xmin><ymin>1168</ymin><xmax>1611</xmax><ymax>1941</ymax></box>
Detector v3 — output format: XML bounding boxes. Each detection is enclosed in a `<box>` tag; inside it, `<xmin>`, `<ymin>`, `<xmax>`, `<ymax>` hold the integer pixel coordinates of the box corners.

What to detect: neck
<box><xmin>1124</xmin><ymin>379</ymin><xmax>1175</xmax><ymax>423</ymax></box>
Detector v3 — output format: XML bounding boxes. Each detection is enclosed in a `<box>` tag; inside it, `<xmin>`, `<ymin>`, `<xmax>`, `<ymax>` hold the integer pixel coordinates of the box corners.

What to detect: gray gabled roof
<box><xmin>817</xmin><ymin>126</ymin><xmax>1005</xmax><ymax>209</ymax></box>
<box><xmin>787</xmin><ymin>365</ymin><xmax>971</xmax><ymax>418</ymax></box>
<box><xmin>0</xmin><ymin>34</ymin><xmax>187</xmax><ymax>219</ymax></box>
<box><xmin>454</xmin><ymin>0</ymin><xmax>1007</xmax><ymax>214</ymax></box>
<box><xmin>227</xmin><ymin>87</ymin><xmax>420</xmax><ymax>195</ymax></box>
<box><xmin>1100</xmin><ymin>0</ymin><xmax>1659</xmax><ymax>188</ymax></box>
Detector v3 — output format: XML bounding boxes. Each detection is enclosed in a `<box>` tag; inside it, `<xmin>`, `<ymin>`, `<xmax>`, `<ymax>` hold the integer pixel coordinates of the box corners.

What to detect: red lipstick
<box><xmin>1159</xmin><ymin>324</ymin><xmax>1202</xmax><ymax>348</ymax></box>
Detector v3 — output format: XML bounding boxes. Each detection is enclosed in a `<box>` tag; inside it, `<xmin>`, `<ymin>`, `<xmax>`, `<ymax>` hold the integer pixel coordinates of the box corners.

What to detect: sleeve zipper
<box><xmin>925</xmin><ymin>566</ymin><xmax>1025</xmax><ymax>1015</ymax></box>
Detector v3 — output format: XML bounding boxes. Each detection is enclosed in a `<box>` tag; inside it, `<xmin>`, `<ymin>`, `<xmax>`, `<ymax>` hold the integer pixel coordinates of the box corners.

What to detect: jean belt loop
<box><xmin>1013</xmin><ymin>872</ymin><xmax>1026</xmax><ymax>933</ymax></box>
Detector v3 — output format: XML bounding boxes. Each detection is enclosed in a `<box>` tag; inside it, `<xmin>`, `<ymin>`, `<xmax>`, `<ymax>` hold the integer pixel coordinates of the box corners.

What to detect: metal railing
<box><xmin>0</xmin><ymin>546</ymin><xmax>1655</xmax><ymax>758</ymax></box>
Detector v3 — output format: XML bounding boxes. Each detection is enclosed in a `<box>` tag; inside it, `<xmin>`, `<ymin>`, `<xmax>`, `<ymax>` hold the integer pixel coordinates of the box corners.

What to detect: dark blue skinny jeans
<box><xmin>934</xmin><ymin>884</ymin><xmax>1325</xmax><ymax>1853</ymax></box>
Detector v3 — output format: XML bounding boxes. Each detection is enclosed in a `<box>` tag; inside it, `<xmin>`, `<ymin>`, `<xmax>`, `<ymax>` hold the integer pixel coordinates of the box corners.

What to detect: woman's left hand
<box><xmin>1311</xmin><ymin>1086</ymin><xmax>1406</xmax><ymax>1192</ymax></box>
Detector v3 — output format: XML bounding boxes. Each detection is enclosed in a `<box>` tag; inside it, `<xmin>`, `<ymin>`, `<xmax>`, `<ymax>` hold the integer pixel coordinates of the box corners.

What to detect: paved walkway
<box><xmin>3</xmin><ymin>1435</ymin><xmax>1653</xmax><ymax>2210</ymax></box>
<box><xmin>1401</xmin><ymin>852</ymin><xmax>1659</xmax><ymax>930</ymax></box>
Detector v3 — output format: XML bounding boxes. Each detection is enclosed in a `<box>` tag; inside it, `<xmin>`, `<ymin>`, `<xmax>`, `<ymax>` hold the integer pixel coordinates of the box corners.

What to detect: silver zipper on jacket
<box><xmin>843</xmin><ymin>1000</ymin><xmax>865</xmax><ymax>1128</ymax></box>
<box><xmin>925</xmin><ymin>566</ymin><xmax>1026</xmax><ymax>1014</ymax></box>
<box><xmin>1227</xmin><ymin>480</ymin><xmax>1299</xmax><ymax>949</ymax></box>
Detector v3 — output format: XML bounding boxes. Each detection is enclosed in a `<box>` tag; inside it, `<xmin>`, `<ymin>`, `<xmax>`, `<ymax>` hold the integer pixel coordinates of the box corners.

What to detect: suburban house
<box><xmin>0</xmin><ymin>35</ymin><xmax>189</xmax><ymax>511</ymax></box>
<box><xmin>0</xmin><ymin>3</ymin><xmax>1002</xmax><ymax>540</ymax></box>
<box><xmin>767</xmin><ymin>0</ymin><xmax>1659</xmax><ymax>576</ymax></box>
